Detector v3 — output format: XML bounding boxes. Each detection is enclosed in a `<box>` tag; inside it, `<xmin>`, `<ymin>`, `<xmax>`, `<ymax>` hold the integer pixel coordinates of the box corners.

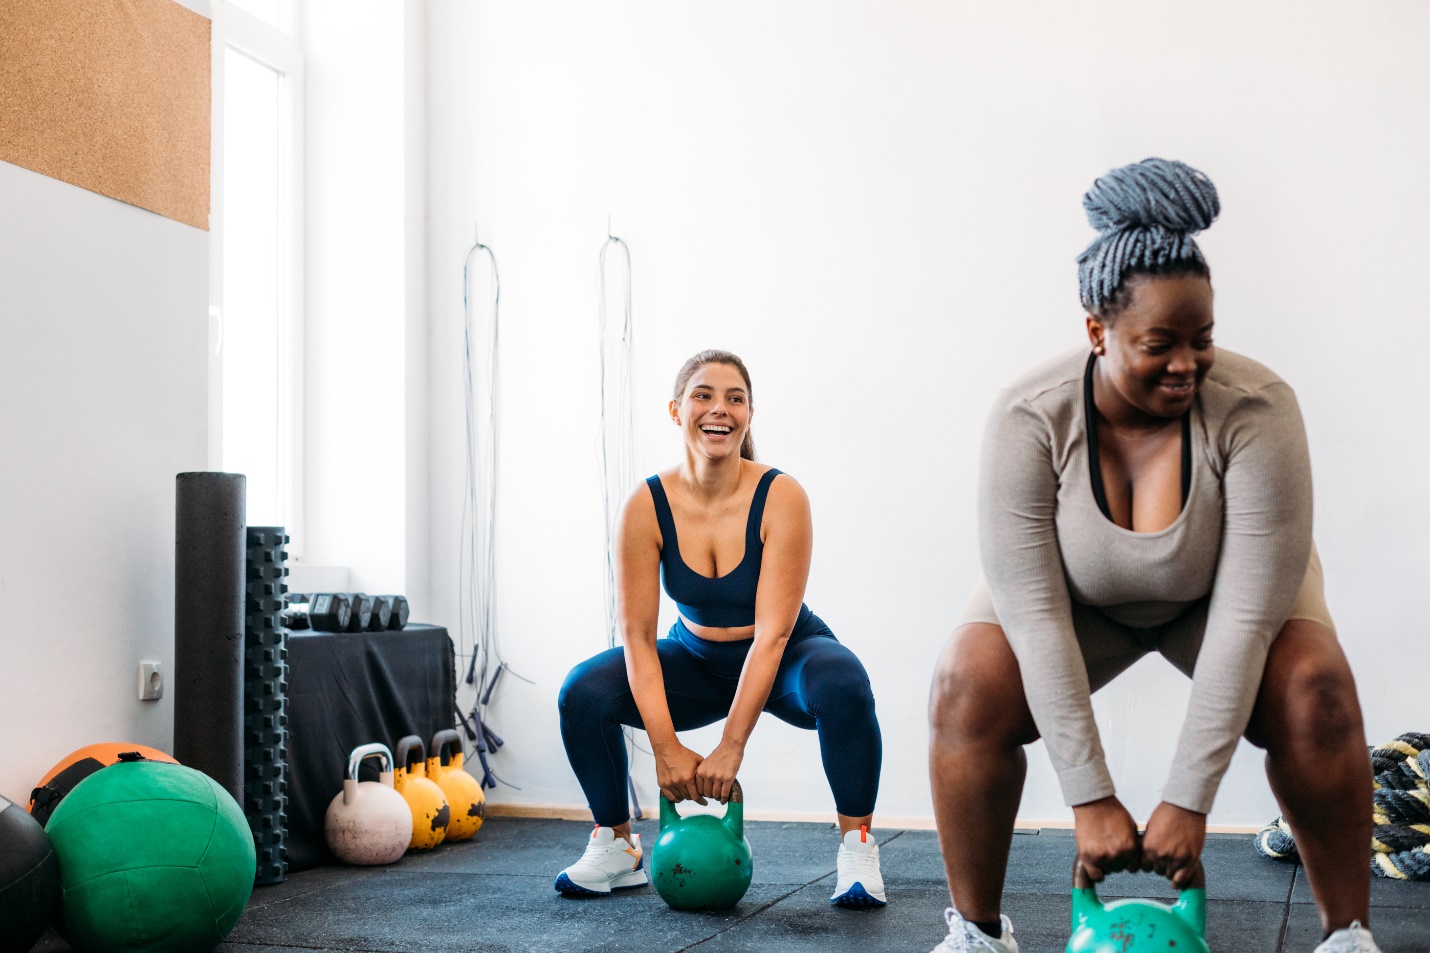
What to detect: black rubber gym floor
<box><xmin>31</xmin><ymin>818</ymin><xmax>1430</xmax><ymax>952</ymax></box>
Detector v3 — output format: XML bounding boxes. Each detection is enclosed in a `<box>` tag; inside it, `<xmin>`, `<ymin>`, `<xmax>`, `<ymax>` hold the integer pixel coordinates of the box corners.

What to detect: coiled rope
<box><xmin>1254</xmin><ymin>732</ymin><xmax>1430</xmax><ymax>880</ymax></box>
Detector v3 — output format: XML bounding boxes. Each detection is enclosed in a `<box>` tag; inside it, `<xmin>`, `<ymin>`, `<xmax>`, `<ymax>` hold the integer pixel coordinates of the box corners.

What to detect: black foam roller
<box><xmin>174</xmin><ymin>472</ymin><xmax>246</xmax><ymax>802</ymax></box>
<box><xmin>244</xmin><ymin>527</ymin><xmax>290</xmax><ymax>885</ymax></box>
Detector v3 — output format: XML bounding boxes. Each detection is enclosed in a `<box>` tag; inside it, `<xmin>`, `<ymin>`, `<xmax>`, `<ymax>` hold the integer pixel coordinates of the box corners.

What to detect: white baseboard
<box><xmin>482</xmin><ymin>802</ymin><xmax>1260</xmax><ymax>835</ymax></box>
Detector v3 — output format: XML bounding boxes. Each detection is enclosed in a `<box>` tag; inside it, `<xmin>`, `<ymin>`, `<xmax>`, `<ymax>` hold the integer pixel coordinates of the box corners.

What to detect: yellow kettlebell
<box><xmin>427</xmin><ymin>728</ymin><xmax>486</xmax><ymax>841</ymax></box>
<box><xmin>393</xmin><ymin>735</ymin><xmax>449</xmax><ymax>851</ymax></box>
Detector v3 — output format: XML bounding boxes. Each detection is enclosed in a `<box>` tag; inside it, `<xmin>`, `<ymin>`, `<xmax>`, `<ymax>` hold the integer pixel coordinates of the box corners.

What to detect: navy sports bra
<box><xmin>645</xmin><ymin>468</ymin><xmax>784</xmax><ymax>628</ymax></box>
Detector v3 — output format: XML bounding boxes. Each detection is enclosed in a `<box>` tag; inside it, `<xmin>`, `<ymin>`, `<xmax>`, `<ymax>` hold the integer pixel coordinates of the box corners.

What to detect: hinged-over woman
<box><xmin>927</xmin><ymin>159</ymin><xmax>1378</xmax><ymax>953</ymax></box>
<box><xmin>557</xmin><ymin>350</ymin><xmax>887</xmax><ymax>908</ymax></box>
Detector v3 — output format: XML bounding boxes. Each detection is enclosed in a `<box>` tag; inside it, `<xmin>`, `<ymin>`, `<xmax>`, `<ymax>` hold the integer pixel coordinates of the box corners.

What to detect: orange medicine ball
<box><xmin>29</xmin><ymin>743</ymin><xmax>179</xmax><ymax>826</ymax></box>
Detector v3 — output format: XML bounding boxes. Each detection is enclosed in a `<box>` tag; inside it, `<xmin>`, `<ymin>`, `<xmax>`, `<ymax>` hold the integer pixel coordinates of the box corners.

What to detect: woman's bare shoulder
<box><xmin>759</xmin><ymin>465</ymin><xmax>810</xmax><ymax>516</ymax></box>
<box><xmin>620</xmin><ymin>477</ymin><xmax>660</xmax><ymax>536</ymax></box>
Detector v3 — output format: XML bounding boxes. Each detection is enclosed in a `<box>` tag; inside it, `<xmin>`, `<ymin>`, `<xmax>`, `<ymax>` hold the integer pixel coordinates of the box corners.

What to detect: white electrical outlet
<box><xmin>138</xmin><ymin>661</ymin><xmax>163</xmax><ymax>701</ymax></box>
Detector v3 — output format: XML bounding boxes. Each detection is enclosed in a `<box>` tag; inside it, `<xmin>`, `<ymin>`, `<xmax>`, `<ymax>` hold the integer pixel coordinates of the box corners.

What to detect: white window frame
<box><xmin>209</xmin><ymin>0</ymin><xmax>306</xmax><ymax>557</ymax></box>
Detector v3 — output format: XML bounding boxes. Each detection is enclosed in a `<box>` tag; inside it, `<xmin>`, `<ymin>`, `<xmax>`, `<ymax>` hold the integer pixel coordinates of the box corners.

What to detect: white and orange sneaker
<box><xmin>830</xmin><ymin>825</ymin><xmax>887</xmax><ymax>907</ymax></box>
<box><xmin>554</xmin><ymin>825</ymin><xmax>647</xmax><ymax>896</ymax></box>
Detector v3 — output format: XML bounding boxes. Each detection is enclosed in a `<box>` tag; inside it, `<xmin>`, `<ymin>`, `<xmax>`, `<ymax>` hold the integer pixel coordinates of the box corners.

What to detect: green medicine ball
<box><xmin>46</xmin><ymin>761</ymin><xmax>256</xmax><ymax>953</ymax></box>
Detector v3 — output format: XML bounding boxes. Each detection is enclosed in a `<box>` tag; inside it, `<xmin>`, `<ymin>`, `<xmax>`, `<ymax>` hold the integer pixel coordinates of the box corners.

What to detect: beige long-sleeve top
<box><xmin>978</xmin><ymin>347</ymin><xmax>1313</xmax><ymax>814</ymax></box>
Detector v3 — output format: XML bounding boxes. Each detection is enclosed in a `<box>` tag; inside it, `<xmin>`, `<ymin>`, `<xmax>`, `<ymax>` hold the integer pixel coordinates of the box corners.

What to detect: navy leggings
<box><xmin>558</xmin><ymin>610</ymin><xmax>882</xmax><ymax>826</ymax></box>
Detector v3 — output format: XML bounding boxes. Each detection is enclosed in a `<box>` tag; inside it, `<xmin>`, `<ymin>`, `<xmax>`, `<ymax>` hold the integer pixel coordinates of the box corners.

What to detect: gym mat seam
<box><xmin>674</xmin><ymin>829</ymin><xmax>907</xmax><ymax>952</ymax></box>
<box><xmin>218</xmin><ymin>938</ymin><xmax>388</xmax><ymax>944</ymax></box>
<box><xmin>1275</xmin><ymin>863</ymin><xmax>1297</xmax><ymax>953</ymax></box>
<box><xmin>239</xmin><ymin>874</ymin><xmax>377</xmax><ymax>913</ymax></box>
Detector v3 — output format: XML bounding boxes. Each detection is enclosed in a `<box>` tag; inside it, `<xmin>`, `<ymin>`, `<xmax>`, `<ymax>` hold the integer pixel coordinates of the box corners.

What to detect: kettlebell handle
<box><xmin>395</xmin><ymin>735</ymin><xmax>427</xmax><ymax>772</ymax></box>
<box><xmin>659</xmin><ymin>779</ymin><xmax>744</xmax><ymax>838</ymax></box>
<box><xmin>659</xmin><ymin>778</ymin><xmax>744</xmax><ymax>806</ymax></box>
<box><xmin>431</xmin><ymin>729</ymin><xmax>463</xmax><ymax>766</ymax></box>
<box><xmin>346</xmin><ymin>743</ymin><xmax>394</xmax><ymax>780</ymax></box>
<box><xmin>1072</xmin><ymin>857</ymin><xmax>1206</xmax><ymax>891</ymax></box>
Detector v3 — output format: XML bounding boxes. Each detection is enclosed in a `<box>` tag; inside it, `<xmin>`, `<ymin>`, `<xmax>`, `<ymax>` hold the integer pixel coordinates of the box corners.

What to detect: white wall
<box><xmin>302</xmin><ymin>0</ymin><xmax>429</xmax><ymax>605</ymax></box>
<box><xmin>0</xmin><ymin>161</ymin><xmax>208</xmax><ymax>804</ymax></box>
<box><xmin>423</xmin><ymin>1</ymin><xmax>1430</xmax><ymax>828</ymax></box>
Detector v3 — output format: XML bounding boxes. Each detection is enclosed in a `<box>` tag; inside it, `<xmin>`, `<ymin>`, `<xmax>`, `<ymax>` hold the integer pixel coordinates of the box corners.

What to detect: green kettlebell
<box><xmin>1066</xmin><ymin>861</ymin><xmax>1209</xmax><ymax>953</ymax></box>
<box><xmin>651</xmin><ymin>779</ymin><xmax>754</xmax><ymax>911</ymax></box>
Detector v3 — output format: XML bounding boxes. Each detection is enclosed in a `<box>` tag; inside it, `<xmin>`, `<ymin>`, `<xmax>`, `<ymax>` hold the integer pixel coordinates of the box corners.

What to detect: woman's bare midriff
<box><xmin>680</xmin><ymin>616</ymin><xmax>756</xmax><ymax>642</ymax></box>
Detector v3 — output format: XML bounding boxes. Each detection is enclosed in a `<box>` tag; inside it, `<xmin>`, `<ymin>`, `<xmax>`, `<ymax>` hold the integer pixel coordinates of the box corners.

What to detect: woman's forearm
<box><xmin>721</xmin><ymin>632</ymin><xmax>789</xmax><ymax>747</ymax></box>
<box><xmin>623</xmin><ymin>636</ymin><xmax>679</xmax><ymax>750</ymax></box>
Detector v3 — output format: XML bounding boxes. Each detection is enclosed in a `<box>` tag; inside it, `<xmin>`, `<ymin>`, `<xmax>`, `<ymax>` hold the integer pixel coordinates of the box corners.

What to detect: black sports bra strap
<box><xmin>745</xmin><ymin>469</ymin><xmax>782</xmax><ymax>545</ymax></box>
<box><xmin>645</xmin><ymin>476</ymin><xmax>680</xmax><ymax>554</ymax></box>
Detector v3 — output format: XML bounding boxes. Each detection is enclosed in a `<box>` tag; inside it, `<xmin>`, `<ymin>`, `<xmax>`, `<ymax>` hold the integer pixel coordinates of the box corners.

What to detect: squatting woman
<box><xmin>926</xmin><ymin>160</ymin><xmax>1378</xmax><ymax>953</ymax></box>
<box><xmin>557</xmin><ymin>349</ymin><xmax>886</xmax><ymax>907</ymax></box>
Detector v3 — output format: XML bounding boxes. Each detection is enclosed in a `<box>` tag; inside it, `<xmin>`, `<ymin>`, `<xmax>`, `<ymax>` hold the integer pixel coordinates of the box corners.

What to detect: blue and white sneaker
<box><xmin>830</xmin><ymin>826</ymin><xmax>887</xmax><ymax>907</ymax></box>
<box><xmin>554</xmin><ymin>825</ymin><xmax>647</xmax><ymax>896</ymax></box>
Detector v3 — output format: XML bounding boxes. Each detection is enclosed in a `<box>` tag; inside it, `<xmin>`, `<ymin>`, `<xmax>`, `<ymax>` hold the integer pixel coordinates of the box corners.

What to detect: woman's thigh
<box><xmin>930</xmin><ymin>622</ymin><xmax>1039</xmax><ymax>744</ymax></box>
<box><xmin>763</xmin><ymin>635</ymin><xmax>874</xmax><ymax>730</ymax></box>
<box><xmin>1244</xmin><ymin>618</ymin><xmax>1360</xmax><ymax>750</ymax></box>
<box><xmin>560</xmin><ymin>640</ymin><xmax>739</xmax><ymax>732</ymax></box>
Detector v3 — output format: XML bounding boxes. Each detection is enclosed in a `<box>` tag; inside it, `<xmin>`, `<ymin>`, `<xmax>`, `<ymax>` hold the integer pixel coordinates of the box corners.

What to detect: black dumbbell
<box><xmin>344</xmin><ymin>593</ymin><xmax>373</xmax><ymax>632</ymax></box>
<box><xmin>282</xmin><ymin>593</ymin><xmax>351</xmax><ymax>632</ymax></box>
<box><xmin>366</xmin><ymin>596</ymin><xmax>393</xmax><ymax>631</ymax></box>
<box><xmin>379</xmin><ymin>595</ymin><xmax>410</xmax><ymax>629</ymax></box>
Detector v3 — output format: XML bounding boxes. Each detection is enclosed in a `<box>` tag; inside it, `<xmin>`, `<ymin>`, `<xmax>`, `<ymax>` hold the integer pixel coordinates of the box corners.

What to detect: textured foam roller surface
<box><xmin>174</xmin><ymin>471</ymin><xmax>246</xmax><ymax>802</ymax></box>
<box><xmin>244</xmin><ymin>526</ymin><xmax>290</xmax><ymax>886</ymax></box>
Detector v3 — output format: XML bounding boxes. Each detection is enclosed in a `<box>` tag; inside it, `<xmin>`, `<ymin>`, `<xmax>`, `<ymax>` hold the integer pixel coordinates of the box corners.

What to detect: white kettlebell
<box><xmin>324</xmin><ymin>743</ymin><xmax>413</xmax><ymax>865</ymax></box>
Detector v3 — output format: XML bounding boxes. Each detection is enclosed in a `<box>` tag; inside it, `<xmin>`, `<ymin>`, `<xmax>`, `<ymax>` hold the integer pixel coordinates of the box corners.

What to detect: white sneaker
<box><xmin>553</xmin><ymin>825</ymin><xmax>648</xmax><ymax>896</ymax></box>
<box><xmin>829</xmin><ymin>825</ymin><xmax>887</xmax><ymax>907</ymax></box>
<box><xmin>1314</xmin><ymin>921</ymin><xmax>1382</xmax><ymax>953</ymax></box>
<box><xmin>931</xmin><ymin>907</ymin><xmax>1018</xmax><ymax>953</ymax></box>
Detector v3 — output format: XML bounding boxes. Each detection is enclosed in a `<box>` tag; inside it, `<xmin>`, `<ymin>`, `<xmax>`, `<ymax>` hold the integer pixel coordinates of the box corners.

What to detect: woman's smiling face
<box><xmin>670</xmin><ymin>362</ymin><xmax>751</xmax><ymax>460</ymax></box>
<box><xmin>1090</xmin><ymin>274</ymin><xmax>1216</xmax><ymax>421</ymax></box>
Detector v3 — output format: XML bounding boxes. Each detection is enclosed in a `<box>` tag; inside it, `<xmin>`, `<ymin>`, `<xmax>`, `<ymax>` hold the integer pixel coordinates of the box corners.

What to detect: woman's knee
<box><xmin>801</xmin><ymin>649</ymin><xmax>876</xmax><ymax>719</ymax></box>
<box><xmin>557</xmin><ymin>656</ymin><xmax>621</xmax><ymax>723</ymax></box>
<box><xmin>929</xmin><ymin>623</ymin><xmax>1037</xmax><ymax>745</ymax></box>
<box><xmin>1248</xmin><ymin>622</ymin><xmax>1363</xmax><ymax>751</ymax></box>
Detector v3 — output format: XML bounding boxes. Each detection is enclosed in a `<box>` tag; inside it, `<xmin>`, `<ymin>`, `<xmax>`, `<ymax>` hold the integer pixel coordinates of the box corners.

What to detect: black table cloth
<box><xmin>284</xmin><ymin>623</ymin><xmax>456</xmax><ymax>871</ymax></box>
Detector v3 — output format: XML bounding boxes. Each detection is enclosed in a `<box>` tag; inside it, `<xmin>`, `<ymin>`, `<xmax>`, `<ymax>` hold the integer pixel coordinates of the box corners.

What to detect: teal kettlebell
<box><xmin>651</xmin><ymin>779</ymin><xmax>754</xmax><ymax>910</ymax></box>
<box><xmin>1066</xmin><ymin>862</ymin><xmax>1209</xmax><ymax>953</ymax></box>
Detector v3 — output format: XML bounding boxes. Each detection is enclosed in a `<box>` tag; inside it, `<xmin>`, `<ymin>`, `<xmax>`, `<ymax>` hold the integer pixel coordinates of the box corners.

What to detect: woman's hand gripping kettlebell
<box><xmin>656</xmin><ymin>742</ymin><xmax>707</xmax><ymax>805</ymax></box>
<box><xmin>1141</xmin><ymin>801</ymin><xmax>1206</xmax><ymax>888</ymax></box>
<box><xmin>695</xmin><ymin>740</ymin><xmax>745</xmax><ymax>803</ymax></box>
<box><xmin>1072</xmin><ymin>795</ymin><xmax>1142</xmax><ymax>882</ymax></box>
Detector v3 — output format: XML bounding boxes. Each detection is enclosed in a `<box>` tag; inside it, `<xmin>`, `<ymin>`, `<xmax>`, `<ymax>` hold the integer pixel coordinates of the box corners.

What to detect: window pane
<box><xmin>228</xmin><ymin>0</ymin><xmax>284</xmax><ymax>31</ymax></box>
<box><xmin>222</xmin><ymin>48</ymin><xmax>283</xmax><ymax>525</ymax></box>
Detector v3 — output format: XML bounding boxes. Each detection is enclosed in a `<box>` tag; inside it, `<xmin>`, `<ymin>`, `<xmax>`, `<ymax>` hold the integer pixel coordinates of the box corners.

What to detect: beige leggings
<box><xmin>954</xmin><ymin>546</ymin><xmax>1335</xmax><ymax>691</ymax></box>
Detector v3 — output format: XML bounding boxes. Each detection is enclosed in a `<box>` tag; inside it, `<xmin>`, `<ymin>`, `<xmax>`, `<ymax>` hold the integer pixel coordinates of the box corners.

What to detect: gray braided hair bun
<box><xmin>1077</xmin><ymin>158</ymin><xmax>1221</xmax><ymax>316</ymax></box>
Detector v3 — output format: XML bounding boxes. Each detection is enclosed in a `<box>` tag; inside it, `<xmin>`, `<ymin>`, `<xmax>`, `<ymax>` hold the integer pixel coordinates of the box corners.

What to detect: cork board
<box><xmin>0</xmin><ymin>0</ymin><xmax>211</xmax><ymax>230</ymax></box>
